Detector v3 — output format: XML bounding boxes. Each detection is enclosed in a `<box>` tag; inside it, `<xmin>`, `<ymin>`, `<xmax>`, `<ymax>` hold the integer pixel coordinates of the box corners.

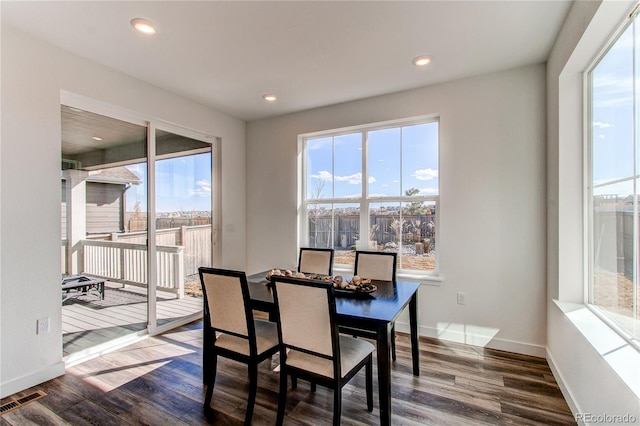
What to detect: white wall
<box><xmin>0</xmin><ymin>26</ymin><xmax>247</xmax><ymax>397</ymax></box>
<box><xmin>247</xmin><ymin>64</ymin><xmax>548</xmax><ymax>357</ymax></box>
<box><xmin>547</xmin><ymin>0</ymin><xmax>640</xmax><ymax>421</ymax></box>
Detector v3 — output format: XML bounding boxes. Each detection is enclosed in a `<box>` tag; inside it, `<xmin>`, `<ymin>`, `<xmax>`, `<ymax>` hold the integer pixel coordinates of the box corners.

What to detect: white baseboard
<box><xmin>546</xmin><ymin>348</ymin><xmax>582</xmax><ymax>425</ymax></box>
<box><xmin>0</xmin><ymin>361</ymin><xmax>65</xmax><ymax>398</ymax></box>
<box><xmin>394</xmin><ymin>321</ymin><xmax>546</xmax><ymax>358</ymax></box>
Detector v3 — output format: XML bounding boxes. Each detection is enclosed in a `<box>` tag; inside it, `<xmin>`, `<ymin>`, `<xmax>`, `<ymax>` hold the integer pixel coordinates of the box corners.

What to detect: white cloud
<box><xmin>418</xmin><ymin>188</ymin><xmax>438</xmax><ymax>195</ymax></box>
<box><xmin>593</xmin><ymin>121</ymin><xmax>613</xmax><ymax>129</ymax></box>
<box><xmin>312</xmin><ymin>170</ymin><xmax>334</xmax><ymax>181</ymax></box>
<box><xmin>190</xmin><ymin>179</ymin><xmax>211</xmax><ymax>197</ymax></box>
<box><xmin>412</xmin><ymin>168</ymin><xmax>439</xmax><ymax>181</ymax></box>
<box><xmin>311</xmin><ymin>170</ymin><xmax>366</xmax><ymax>185</ymax></box>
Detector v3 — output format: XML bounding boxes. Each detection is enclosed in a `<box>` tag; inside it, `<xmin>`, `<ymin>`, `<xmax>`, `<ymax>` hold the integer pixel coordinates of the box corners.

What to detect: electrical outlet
<box><xmin>37</xmin><ymin>317</ymin><xmax>50</xmax><ymax>334</ymax></box>
<box><xmin>457</xmin><ymin>292</ymin><xmax>466</xmax><ymax>305</ymax></box>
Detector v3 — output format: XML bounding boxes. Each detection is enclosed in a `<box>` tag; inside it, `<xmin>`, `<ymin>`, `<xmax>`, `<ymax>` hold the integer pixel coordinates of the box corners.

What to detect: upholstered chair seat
<box><xmin>214</xmin><ymin>320</ymin><xmax>279</xmax><ymax>356</ymax></box>
<box><xmin>286</xmin><ymin>336</ymin><xmax>374</xmax><ymax>379</ymax></box>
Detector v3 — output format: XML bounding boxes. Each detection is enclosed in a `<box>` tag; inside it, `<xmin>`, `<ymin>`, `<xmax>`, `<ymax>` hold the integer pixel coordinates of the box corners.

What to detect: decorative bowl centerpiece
<box><xmin>265</xmin><ymin>270</ymin><xmax>377</xmax><ymax>295</ymax></box>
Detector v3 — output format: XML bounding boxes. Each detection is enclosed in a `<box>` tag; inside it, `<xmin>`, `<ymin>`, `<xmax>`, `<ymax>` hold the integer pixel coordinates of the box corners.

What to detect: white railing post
<box><xmin>79</xmin><ymin>240</ymin><xmax>85</xmax><ymax>274</ymax></box>
<box><xmin>176</xmin><ymin>247</ymin><xmax>184</xmax><ymax>299</ymax></box>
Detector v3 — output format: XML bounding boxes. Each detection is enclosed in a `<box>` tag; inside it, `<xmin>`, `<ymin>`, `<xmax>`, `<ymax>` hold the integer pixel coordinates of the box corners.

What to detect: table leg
<box><xmin>409</xmin><ymin>293</ymin><xmax>420</xmax><ymax>376</ymax></box>
<box><xmin>376</xmin><ymin>322</ymin><xmax>392</xmax><ymax>426</ymax></box>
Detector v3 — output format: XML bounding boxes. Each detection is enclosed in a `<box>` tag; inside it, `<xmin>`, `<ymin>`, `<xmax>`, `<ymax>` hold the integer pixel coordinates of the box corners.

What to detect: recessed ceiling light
<box><xmin>263</xmin><ymin>94</ymin><xmax>277</xmax><ymax>102</ymax></box>
<box><xmin>412</xmin><ymin>55</ymin><xmax>432</xmax><ymax>67</ymax></box>
<box><xmin>92</xmin><ymin>136</ymin><xmax>103</xmax><ymax>141</ymax></box>
<box><xmin>131</xmin><ymin>18</ymin><xmax>156</xmax><ymax>36</ymax></box>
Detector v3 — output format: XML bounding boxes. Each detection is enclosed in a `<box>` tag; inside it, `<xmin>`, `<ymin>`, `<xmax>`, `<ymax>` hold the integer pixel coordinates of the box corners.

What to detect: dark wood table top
<box><xmin>246</xmin><ymin>271</ymin><xmax>420</xmax><ymax>323</ymax></box>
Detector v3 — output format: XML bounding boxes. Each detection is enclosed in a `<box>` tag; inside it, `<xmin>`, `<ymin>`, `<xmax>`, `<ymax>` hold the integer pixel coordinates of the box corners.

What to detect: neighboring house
<box><xmin>61</xmin><ymin>167</ymin><xmax>141</xmax><ymax>239</ymax></box>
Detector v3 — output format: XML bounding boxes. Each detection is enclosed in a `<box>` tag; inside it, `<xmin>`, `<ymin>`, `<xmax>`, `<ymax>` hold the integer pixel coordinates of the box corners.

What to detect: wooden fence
<box><xmin>309</xmin><ymin>214</ymin><xmax>436</xmax><ymax>249</ymax></box>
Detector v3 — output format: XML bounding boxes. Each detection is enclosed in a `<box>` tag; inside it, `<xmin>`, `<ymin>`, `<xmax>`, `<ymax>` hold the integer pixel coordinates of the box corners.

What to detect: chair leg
<box><xmin>276</xmin><ymin>364</ymin><xmax>287</xmax><ymax>426</ymax></box>
<box><xmin>291</xmin><ymin>375</ymin><xmax>297</xmax><ymax>390</ymax></box>
<box><xmin>311</xmin><ymin>382</ymin><xmax>317</xmax><ymax>393</ymax></box>
<box><xmin>366</xmin><ymin>355</ymin><xmax>373</xmax><ymax>412</ymax></box>
<box><xmin>244</xmin><ymin>363</ymin><xmax>258</xmax><ymax>426</ymax></box>
<box><xmin>203</xmin><ymin>354</ymin><xmax>217</xmax><ymax>409</ymax></box>
<box><xmin>333</xmin><ymin>387</ymin><xmax>342</xmax><ymax>426</ymax></box>
<box><xmin>391</xmin><ymin>323</ymin><xmax>397</xmax><ymax>361</ymax></box>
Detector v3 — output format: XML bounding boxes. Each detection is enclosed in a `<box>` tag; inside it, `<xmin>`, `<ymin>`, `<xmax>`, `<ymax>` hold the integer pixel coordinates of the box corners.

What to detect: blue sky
<box><xmin>591</xmin><ymin>21</ymin><xmax>635</xmax><ymax>197</ymax></box>
<box><xmin>306</xmin><ymin>122</ymin><xmax>439</xmax><ymax>200</ymax></box>
<box><xmin>125</xmin><ymin>152</ymin><xmax>212</xmax><ymax>213</ymax></box>
<box><xmin>122</xmin><ymin>122</ymin><xmax>438</xmax><ymax>213</ymax></box>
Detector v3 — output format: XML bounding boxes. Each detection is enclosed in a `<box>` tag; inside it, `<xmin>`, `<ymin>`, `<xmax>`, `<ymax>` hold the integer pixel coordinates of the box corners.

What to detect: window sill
<box><xmin>397</xmin><ymin>272</ymin><xmax>443</xmax><ymax>286</ymax></box>
<box><xmin>332</xmin><ymin>266</ymin><xmax>443</xmax><ymax>286</ymax></box>
<box><xmin>553</xmin><ymin>299</ymin><xmax>640</xmax><ymax>400</ymax></box>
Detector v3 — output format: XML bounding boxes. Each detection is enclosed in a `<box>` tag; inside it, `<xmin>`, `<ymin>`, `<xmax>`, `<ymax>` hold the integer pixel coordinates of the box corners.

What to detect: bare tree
<box><xmin>308</xmin><ymin>179</ymin><xmax>326</xmax><ymax>247</ymax></box>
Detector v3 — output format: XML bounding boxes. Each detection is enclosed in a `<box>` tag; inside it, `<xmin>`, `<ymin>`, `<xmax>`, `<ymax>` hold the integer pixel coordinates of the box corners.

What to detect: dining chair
<box><xmin>271</xmin><ymin>275</ymin><xmax>374</xmax><ymax>426</ymax></box>
<box><xmin>354</xmin><ymin>250</ymin><xmax>397</xmax><ymax>281</ymax></box>
<box><xmin>345</xmin><ymin>250</ymin><xmax>399</xmax><ymax>360</ymax></box>
<box><xmin>298</xmin><ymin>247</ymin><xmax>334</xmax><ymax>276</ymax></box>
<box><xmin>199</xmin><ymin>267</ymin><xmax>280</xmax><ymax>426</ymax></box>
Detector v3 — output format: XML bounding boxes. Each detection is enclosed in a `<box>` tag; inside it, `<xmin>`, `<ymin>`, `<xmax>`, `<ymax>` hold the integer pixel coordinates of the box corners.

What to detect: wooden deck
<box><xmin>63</xmin><ymin>282</ymin><xmax>202</xmax><ymax>356</ymax></box>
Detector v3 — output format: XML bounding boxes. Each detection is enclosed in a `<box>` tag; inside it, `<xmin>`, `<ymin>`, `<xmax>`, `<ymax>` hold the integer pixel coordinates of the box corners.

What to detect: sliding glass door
<box><xmin>61</xmin><ymin>106</ymin><xmax>150</xmax><ymax>356</ymax></box>
<box><xmin>153</xmin><ymin>127</ymin><xmax>212</xmax><ymax>330</ymax></box>
<box><xmin>61</xmin><ymin>104</ymin><xmax>215</xmax><ymax>356</ymax></box>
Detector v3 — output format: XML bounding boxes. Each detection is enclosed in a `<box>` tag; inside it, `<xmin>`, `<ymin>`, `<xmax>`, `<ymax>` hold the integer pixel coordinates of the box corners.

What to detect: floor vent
<box><xmin>0</xmin><ymin>390</ymin><xmax>47</xmax><ymax>414</ymax></box>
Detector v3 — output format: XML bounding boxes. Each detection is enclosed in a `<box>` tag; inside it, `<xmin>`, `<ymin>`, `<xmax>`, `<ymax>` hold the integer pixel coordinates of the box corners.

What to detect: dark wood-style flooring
<box><xmin>1</xmin><ymin>320</ymin><xmax>576</xmax><ymax>425</ymax></box>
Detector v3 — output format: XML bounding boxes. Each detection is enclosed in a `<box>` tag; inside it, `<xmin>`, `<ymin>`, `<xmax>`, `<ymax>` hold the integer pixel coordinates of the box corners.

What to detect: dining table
<box><xmin>244</xmin><ymin>270</ymin><xmax>420</xmax><ymax>426</ymax></box>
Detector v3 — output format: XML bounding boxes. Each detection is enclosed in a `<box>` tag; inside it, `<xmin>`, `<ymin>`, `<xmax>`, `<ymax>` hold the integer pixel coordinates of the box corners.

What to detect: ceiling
<box><xmin>2</xmin><ymin>1</ymin><xmax>573</xmax><ymax>122</ymax></box>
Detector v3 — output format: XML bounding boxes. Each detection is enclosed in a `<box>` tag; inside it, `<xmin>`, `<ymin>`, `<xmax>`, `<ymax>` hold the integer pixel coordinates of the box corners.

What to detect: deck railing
<box><xmin>80</xmin><ymin>239</ymin><xmax>185</xmax><ymax>298</ymax></box>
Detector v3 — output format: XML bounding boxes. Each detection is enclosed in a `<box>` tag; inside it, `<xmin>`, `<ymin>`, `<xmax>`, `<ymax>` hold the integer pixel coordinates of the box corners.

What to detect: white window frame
<box><xmin>298</xmin><ymin>115</ymin><xmax>440</xmax><ymax>277</ymax></box>
<box><xmin>585</xmin><ymin>12</ymin><xmax>640</xmax><ymax>350</ymax></box>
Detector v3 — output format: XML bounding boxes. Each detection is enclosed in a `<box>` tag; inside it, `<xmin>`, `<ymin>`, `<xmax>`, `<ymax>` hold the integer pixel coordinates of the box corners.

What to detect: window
<box><xmin>588</xmin><ymin>15</ymin><xmax>640</xmax><ymax>345</ymax></box>
<box><xmin>301</xmin><ymin>118</ymin><xmax>438</xmax><ymax>274</ymax></box>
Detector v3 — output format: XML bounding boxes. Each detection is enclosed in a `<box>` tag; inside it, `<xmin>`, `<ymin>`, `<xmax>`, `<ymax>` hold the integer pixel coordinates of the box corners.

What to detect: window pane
<box><xmin>592</xmin><ymin>182</ymin><xmax>639</xmax><ymax>339</ymax></box>
<box><xmin>307</xmin><ymin>203</ymin><xmax>359</xmax><ymax>266</ymax></box>
<box><xmin>402</xmin><ymin>122</ymin><xmax>439</xmax><ymax>196</ymax></box>
<box><xmin>592</xmin><ymin>25</ymin><xmax>634</xmax><ymax>186</ymax></box>
<box><xmin>307</xmin><ymin>203</ymin><xmax>333</xmax><ymax>248</ymax></box>
<box><xmin>368</xmin><ymin>128</ymin><xmax>401</xmax><ymax>197</ymax></box>
<box><xmin>589</xmin><ymin>18</ymin><xmax>640</xmax><ymax>344</ymax></box>
<box><xmin>401</xmin><ymin>200</ymin><xmax>437</xmax><ymax>272</ymax></box>
<box><xmin>367</xmin><ymin>201</ymin><xmax>437</xmax><ymax>272</ymax></box>
<box><xmin>369</xmin><ymin>200</ymin><xmax>401</xmax><ymax>254</ymax></box>
<box><xmin>334</xmin><ymin>133</ymin><xmax>362</xmax><ymax>198</ymax></box>
<box><xmin>306</xmin><ymin>137</ymin><xmax>333</xmax><ymax>199</ymax></box>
